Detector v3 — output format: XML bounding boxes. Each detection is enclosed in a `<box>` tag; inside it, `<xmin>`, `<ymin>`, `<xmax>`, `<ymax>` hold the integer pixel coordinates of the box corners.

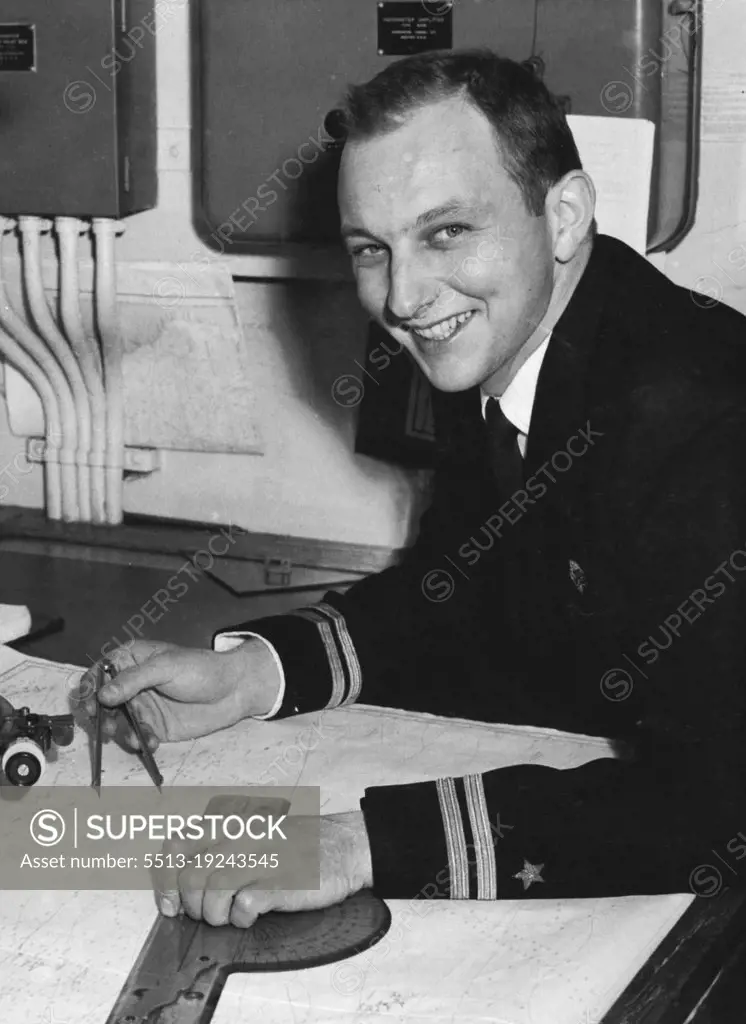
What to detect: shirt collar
<box><xmin>480</xmin><ymin>333</ymin><xmax>552</xmax><ymax>435</ymax></box>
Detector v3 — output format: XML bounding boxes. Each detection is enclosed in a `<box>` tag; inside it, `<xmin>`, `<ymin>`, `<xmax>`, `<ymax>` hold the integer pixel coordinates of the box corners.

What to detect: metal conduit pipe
<box><xmin>0</xmin><ymin>325</ymin><xmax>63</xmax><ymax>520</ymax></box>
<box><xmin>92</xmin><ymin>218</ymin><xmax>124</xmax><ymax>525</ymax></box>
<box><xmin>0</xmin><ymin>219</ymin><xmax>76</xmax><ymax>519</ymax></box>
<box><xmin>56</xmin><ymin>217</ymin><xmax>107</xmax><ymax>524</ymax></box>
<box><xmin>19</xmin><ymin>216</ymin><xmax>92</xmax><ymax>522</ymax></box>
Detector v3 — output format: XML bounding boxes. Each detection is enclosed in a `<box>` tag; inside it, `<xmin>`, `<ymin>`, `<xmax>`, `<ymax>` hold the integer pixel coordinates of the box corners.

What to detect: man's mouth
<box><xmin>410</xmin><ymin>310</ymin><xmax>476</xmax><ymax>343</ymax></box>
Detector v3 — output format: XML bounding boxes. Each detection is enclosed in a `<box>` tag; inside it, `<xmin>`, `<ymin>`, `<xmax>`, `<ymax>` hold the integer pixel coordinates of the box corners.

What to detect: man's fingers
<box><xmin>151</xmin><ymin>831</ymin><xmax>215</xmax><ymax>919</ymax></box>
<box><xmin>201</xmin><ymin>875</ymin><xmax>238</xmax><ymax>927</ymax></box>
<box><xmin>82</xmin><ymin>695</ymin><xmax>117</xmax><ymax>722</ymax></box>
<box><xmin>81</xmin><ymin>690</ymin><xmax>160</xmax><ymax>748</ymax></box>
<box><xmin>97</xmin><ymin>656</ymin><xmax>171</xmax><ymax>706</ymax></box>
<box><xmin>107</xmin><ymin>640</ymin><xmax>166</xmax><ymax>673</ymax></box>
<box><xmin>229</xmin><ymin>888</ymin><xmax>278</xmax><ymax>929</ymax></box>
<box><xmin>156</xmin><ymin>886</ymin><xmax>181</xmax><ymax>917</ymax></box>
<box><xmin>79</xmin><ymin>641</ymin><xmax>161</xmax><ymax>706</ymax></box>
<box><xmin>177</xmin><ymin>862</ymin><xmax>213</xmax><ymax>921</ymax></box>
<box><xmin>155</xmin><ymin>852</ymin><xmax>281</xmax><ymax>926</ymax></box>
<box><xmin>158</xmin><ymin>881</ymin><xmax>279</xmax><ymax>928</ymax></box>
<box><xmin>121</xmin><ymin>722</ymin><xmax>159</xmax><ymax>753</ymax></box>
<box><xmin>200</xmin><ymin>859</ymin><xmax>280</xmax><ymax>926</ymax></box>
<box><xmin>77</xmin><ymin>669</ymin><xmax>99</xmax><ymax>705</ymax></box>
<box><xmin>139</xmin><ymin>729</ymin><xmax>160</xmax><ymax>753</ymax></box>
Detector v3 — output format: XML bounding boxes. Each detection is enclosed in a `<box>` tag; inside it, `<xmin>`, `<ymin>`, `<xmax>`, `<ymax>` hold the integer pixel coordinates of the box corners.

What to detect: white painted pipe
<box><xmin>0</xmin><ymin>219</ymin><xmax>74</xmax><ymax>520</ymax></box>
<box><xmin>19</xmin><ymin>216</ymin><xmax>92</xmax><ymax>522</ymax></box>
<box><xmin>56</xmin><ymin>217</ymin><xmax>107</xmax><ymax>524</ymax></box>
<box><xmin>92</xmin><ymin>218</ymin><xmax>124</xmax><ymax>525</ymax></box>
<box><xmin>0</xmin><ymin>326</ymin><xmax>63</xmax><ymax>520</ymax></box>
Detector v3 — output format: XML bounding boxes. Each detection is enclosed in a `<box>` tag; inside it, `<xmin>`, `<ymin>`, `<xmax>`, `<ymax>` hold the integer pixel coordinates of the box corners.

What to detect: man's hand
<box><xmin>153</xmin><ymin>809</ymin><xmax>374</xmax><ymax>927</ymax></box>
<box><xmin>81</xmin><ymin>639</ymin><xmax>281</xmax><ymax>751</ymax></box>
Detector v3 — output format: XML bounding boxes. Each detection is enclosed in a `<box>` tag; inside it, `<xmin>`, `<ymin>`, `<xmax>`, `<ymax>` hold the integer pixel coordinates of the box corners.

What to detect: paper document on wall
<box><xmin>0</xmin><ymin>605</ymin><xmax>31</xmax><ymax>645</ymax></box>
<box><xmin>568</xmin><ymin>115</ymin><xmax>655</xmax><ymax>255</ymax></box>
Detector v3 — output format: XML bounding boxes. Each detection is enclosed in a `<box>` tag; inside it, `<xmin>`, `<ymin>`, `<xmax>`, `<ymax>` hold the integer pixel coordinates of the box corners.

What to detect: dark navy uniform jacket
<box><xmin>217</xmin><ymin>234</ymin><xmax>746</xmax><ymax>900</ymax></box>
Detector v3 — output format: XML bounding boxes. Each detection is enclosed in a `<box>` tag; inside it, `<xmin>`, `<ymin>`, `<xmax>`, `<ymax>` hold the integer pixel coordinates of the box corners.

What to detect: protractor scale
<box><xmin>106</xmin><ymin>889</ymin><xmax>392</xmax><ymax>1023</ymax></box>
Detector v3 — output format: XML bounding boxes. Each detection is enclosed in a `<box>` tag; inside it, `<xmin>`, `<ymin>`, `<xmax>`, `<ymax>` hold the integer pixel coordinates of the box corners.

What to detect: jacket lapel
<box><xmin>523</xmin><ymin>236</ymin><xmax>614</xmax><ymax>485</ymax></box>
<box><xmin>520</xmin><ymin>236</ymin><xmax>624</xmax><ymax>626</ymax></box>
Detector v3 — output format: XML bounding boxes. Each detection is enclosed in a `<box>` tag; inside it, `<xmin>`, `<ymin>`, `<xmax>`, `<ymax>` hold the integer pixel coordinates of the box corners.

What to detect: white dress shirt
<box><xmin>480</xmin><ymin>334</ymin><xmax>552</xmax><ymax>456</ymax></box>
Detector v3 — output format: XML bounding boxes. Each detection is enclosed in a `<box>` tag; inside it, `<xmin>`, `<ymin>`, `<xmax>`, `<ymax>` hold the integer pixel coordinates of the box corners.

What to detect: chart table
<box><xmin>0</xmin><ymin>645</ymin><xmax>694</xmax><ymax>1024</ymax></box>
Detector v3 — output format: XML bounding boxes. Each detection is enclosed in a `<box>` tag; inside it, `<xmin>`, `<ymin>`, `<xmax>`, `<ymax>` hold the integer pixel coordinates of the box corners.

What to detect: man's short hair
<box><xmin>339</xmin><ymin>48</ymin><xmax>585</xmax><ymax>219</ymax></box>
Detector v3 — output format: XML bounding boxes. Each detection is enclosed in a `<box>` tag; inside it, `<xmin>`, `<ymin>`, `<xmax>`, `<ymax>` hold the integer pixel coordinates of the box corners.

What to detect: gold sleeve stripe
<box><xmin>436</xmin><ymin>777</ymin><xmax>470</xmax><ymax>899</ymax></box>
<box><xmin>312</xmin><ymin>601</ymin><xmax>363</xmax><ymax>706</ymax></box>
<box><xmin>287</xmin><ymin>607</ymin><xmax>347</xmax><ymax>708</ymax></box>
<box><xmin>464</xmin><ymin>773</ymin><xmax>498</xmax><ymax>899</ymax></box>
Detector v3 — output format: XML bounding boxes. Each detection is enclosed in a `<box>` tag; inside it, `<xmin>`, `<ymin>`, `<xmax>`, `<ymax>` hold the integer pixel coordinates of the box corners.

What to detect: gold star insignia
<box><xmin>513</xmin><ymin>859</ymin><xmax>545</xmax><ymax>890</ymax></box>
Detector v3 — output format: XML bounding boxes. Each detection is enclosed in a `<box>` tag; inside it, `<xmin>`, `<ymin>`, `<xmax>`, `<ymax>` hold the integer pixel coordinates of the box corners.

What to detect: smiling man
<box><xmin>338</xmin><ymin>75</ymin><xmax>591</xmax><ymax>398</ymax></box>
<box><xmin>90</xmin><ymin>49</ymin><xmax>746</xmax><ymax>925</ymax></box>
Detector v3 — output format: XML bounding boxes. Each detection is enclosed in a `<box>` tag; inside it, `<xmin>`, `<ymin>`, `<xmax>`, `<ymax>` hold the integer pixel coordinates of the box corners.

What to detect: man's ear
<box><xmin>545</xmin><ymin>169</ymin><xmax>596</xmax><ymax>263</ymax></box>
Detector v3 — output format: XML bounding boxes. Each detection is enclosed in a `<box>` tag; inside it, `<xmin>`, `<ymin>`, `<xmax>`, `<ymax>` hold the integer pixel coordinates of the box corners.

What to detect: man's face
<box><xmin>338</xmin><ymin>95</ymin><xmax>558</xmax><ymax>393</ymax></box>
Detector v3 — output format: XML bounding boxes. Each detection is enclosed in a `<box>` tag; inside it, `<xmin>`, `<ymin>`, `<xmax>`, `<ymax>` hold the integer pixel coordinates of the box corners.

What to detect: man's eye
<box><xmin>350</xmin><ymin>244</ymin><xmax>385</xmax><ymax>259</ymax></box>
<box><xmin>432</xmin><ymin>224</ymin><xmax>468</xmax><ymax>243</ymax></box>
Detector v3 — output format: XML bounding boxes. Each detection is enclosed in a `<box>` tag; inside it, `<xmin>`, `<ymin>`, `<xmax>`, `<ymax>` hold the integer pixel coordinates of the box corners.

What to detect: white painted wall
<box><xmin>1</xmin><ymin>0</ymin><xmax>745</xmax><ymax>545</ymax></box>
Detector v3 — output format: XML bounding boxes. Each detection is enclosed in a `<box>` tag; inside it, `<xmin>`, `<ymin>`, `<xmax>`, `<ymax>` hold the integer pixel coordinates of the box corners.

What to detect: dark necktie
<box><xmin>485</xmin><ymin>397</ymin><xmax>524</xmax><ymax>500</ymax></box>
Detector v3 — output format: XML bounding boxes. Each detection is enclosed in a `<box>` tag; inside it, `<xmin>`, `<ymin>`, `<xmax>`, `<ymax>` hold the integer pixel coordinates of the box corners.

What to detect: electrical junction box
<box><xmin>193</xmin><ymin>0</ymin><xmax>702</xmax><ymax>254</ymax></box>
<box><xmin>0</xmin><ymin>0</ymin><xmax>157</xmax><ymax>218</ymax></box>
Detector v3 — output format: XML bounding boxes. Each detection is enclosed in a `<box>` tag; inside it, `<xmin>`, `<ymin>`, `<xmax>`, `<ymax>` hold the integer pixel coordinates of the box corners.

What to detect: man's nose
<box><xmin>385</xmin><ymin>256</ymin><xmax>435</xmax><ymax>325</ymax></box>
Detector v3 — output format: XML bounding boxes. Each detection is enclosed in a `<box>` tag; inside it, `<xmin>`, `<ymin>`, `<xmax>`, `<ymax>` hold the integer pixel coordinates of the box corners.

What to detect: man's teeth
<box><xmin>413</xmin><ymin>311</ymin><xmax>474</xmax><ymax>341</ymax></box>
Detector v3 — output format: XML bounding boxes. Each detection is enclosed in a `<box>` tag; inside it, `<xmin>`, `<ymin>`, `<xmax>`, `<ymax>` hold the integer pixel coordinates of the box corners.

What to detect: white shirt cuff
<box><xmin>212</xmin><ymin>631</ymin><xmax>286</xmax><ymax>720</ymax></box>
